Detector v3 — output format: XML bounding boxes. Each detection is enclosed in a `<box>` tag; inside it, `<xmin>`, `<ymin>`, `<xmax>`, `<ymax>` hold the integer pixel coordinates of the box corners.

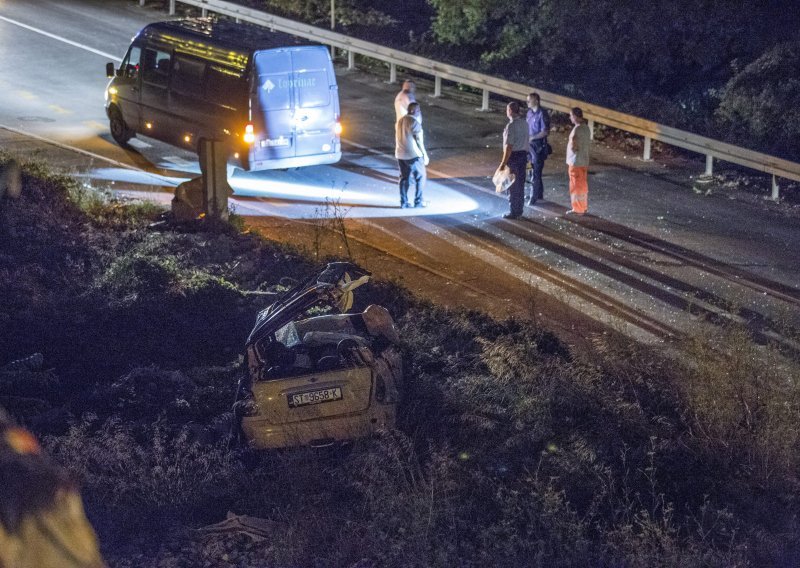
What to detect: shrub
<box><xmin>716</xmin><ymin>41</ymin><xmax>800</xmax><ymax>161</ymax></box>
<box><xmin>45</xmin><ymin>419</ymin><xmax>244</xmax><ymax>538</ymax></box>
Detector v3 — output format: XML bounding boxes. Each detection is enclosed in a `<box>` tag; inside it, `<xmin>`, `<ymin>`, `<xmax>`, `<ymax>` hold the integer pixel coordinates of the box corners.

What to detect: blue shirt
<box><xmin>526</xmin><ymin>107</ymin><xmax>550</xmax><ymax>140</ymax></box>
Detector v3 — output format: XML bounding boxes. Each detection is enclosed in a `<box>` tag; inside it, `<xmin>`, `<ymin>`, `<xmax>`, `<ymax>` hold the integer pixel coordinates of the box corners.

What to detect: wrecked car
<box><xmin>233</xmin><ymin>263</ymin><xmax>402</xmax><ymax>449</ymax></box>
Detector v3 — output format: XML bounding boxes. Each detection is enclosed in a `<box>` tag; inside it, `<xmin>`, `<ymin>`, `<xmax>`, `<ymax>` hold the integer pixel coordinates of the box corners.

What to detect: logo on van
<box><xmin>279</xmin><ymin>77</ymin><xmax>316</xmax><ymax>89</ymax></box>
<box><xmin>261</xmin><ymin>77</ymin><xmax>317</xmax><ymax>93</ymax></box>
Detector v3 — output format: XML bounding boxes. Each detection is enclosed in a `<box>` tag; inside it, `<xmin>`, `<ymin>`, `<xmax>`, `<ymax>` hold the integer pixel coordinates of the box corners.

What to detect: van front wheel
<box><xmin>109</xmin><ymin>108</ymin><xmax>133</xmax><ymax>146</ymax></box>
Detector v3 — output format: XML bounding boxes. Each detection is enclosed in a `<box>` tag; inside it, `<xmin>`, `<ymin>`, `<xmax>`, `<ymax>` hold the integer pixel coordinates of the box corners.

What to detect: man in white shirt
<box><xmin>394</xmin><ymin>102</ymin><xmax>429</xmax><ymax>208</ymax></box>
<box><xmin>566</xmin><ymin>106</ymin><xmax>591</xmax><ymax>215</ymax></box>
<box><xmin>498</xmin><ymin>101</ymin><xmax>529</xmax><ymax>219</ymax></box>
<box><xmin>394</xmin><ymin>80</ymin><xmax>420</xmax><ymax>123</ymax></box>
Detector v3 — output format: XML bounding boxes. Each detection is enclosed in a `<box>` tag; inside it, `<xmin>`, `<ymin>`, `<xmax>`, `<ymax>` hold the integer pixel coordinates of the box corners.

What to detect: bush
<box><xmin>716</xmin><ymin>42</ymin><xmax>800</xmax><ymax>161</ymax></box>
<box><xmin>46</xmin><ymin>420</ymin><xmax>244</xmax><ymax>539</ymax></box>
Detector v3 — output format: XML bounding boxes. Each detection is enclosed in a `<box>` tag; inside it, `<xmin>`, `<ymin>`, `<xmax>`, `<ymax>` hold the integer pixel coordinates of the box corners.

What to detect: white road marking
<box><xmin>127</xmin><ymin>138</ymin><xmax>153</xmax><ymax>149</ymax></box>
<box><xmin>162</xmin><ymin>156</ymin><xmax>195</xmax><ymax>168</ymax></box>
<box><xmin>0</xmin><ymin>123</ymin><xmax>139</xmax><ymax>171</ymax></box>
<box><xmin>0</xmin><ymin>15</ymin><xmax>122</xmax><ymax>61</ymax></box>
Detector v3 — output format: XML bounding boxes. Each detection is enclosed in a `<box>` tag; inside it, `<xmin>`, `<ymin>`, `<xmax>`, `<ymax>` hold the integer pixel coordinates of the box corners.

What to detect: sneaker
<box><xmin>401</xmin><ymin>203</ymin><xmax>412</xmax><ymax>208</ymax></box>
<box><xmin>565</xmin><ymin>209</ymin><xmax>585</xmax><ymax>216</ymax></box>
<box><xmin>414</xmin><ymin>200</ymin><xmax>429</xmax><ymax>208</ymax></box>
<box><xmin>527</xmin><ymin>200</ymin><xmax>537</xmax><ymax>207</ymax></box>
<box><xmin>502</xmin><ymin>213</ymin><xmax>520</xmax><ymax>220</ymax></box>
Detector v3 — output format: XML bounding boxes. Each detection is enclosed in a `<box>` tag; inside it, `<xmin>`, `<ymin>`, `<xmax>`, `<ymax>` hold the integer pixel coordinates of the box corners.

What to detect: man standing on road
<box><xmin>498</xmin><ymin>101</ymin><xmax>529</xmax><ymax>219</ymax></box>
<box><xmin>395</xmin><ymin>102</ymin><xmax>429</xmax><ymax>208</ymax></box>
<box><xmin>566</xmin><ymin>107</ymin><xmax>591</xmax><ymax>215</ymax></box>
<box><xmin>394</xmin><ymin>79</ymin><xmax>420</xmax><ymax>123</ymax></box>
<box><xmin>526</xmin><ymin>92</ymin><xmax>550</xmax><ymax>205</ymax></box>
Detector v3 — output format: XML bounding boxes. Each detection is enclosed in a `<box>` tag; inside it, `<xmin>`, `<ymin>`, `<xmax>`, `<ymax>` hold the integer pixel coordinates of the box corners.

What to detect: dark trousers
<box><xmin>507</xmin><ymin>151</ymin><xmax>527</xmax><ymax>216</ymax></box>
<box><xmin>398</xmin><ymin>157</ymin><xmax>425</xmax><ymax>207</ymax></box>
<box><xmin>529</xmin><ymin>144</ymin><xmax>546</xmax><ymax>201</ymax></box>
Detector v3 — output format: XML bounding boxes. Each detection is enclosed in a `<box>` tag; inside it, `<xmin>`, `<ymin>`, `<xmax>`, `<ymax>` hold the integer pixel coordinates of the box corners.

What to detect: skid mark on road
<box><xmin>405</xmin><ymin>216</ymin><xmax>676</xmax><ymax>344</ymax></box>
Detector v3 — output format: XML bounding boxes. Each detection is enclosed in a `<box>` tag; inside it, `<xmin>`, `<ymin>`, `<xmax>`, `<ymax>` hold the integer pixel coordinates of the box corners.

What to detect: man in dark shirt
<box><xmin>526</xmin><ymin>92</ymin><xmax>551</xmax><ymax>205</ymax></box>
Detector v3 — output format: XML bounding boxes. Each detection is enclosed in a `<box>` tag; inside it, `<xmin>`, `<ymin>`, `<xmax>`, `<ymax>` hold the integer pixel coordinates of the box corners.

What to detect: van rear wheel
<box><xmin>109</xmin><ymin>107</ymin><xmax>133</xmax><ymax>146</ymax></box>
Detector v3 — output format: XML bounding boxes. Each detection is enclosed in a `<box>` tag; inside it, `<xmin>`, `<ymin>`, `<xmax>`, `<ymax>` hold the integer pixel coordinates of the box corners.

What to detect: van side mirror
<box><xmin>106</xmin><ymin>62</ymin><xmax>116</xmax><ymax>78</ymax></box>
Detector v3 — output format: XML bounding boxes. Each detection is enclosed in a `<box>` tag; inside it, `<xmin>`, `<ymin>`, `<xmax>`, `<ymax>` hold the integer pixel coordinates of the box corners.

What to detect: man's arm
<box><xmin>411</xmin><ymin>121</ymin><xmax>429</xmax><ymax>165</ymax></box>
<box><xmin>499</xmin><ymin>144</ymin><xmax>512</xmax><ymax>169</ymax></box>
<box><xmin>413</xmin><ymin>133</ymin><xmax>429</xmax><ymax>166</ymax></box>
<box><xmin>569</xmin><ymin>127</ymin><xmax>578</xmax><ymax>153</ymax></box>
<box><xmin>531</xmin><ymin>112</ymin><xmax>550</xmax><ymax>140</ymax></box>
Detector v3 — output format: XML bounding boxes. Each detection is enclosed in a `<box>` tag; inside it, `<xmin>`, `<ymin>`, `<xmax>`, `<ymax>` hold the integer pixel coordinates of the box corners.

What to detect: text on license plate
<box><xmin>288</xmin><ymin>387</ymin><xmax>343</xmax><ymax>408</ymax></box>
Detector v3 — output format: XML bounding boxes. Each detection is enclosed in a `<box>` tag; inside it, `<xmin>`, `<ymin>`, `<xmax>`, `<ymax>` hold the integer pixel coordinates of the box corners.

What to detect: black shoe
<box><xmin>502</xmin><ymin>213</ymin><xmax>520</xmax><ymax>219</ymax></box>
<box><xmin>401</xmin><ymin>203</ymin><xmax>411</xmax><ymax>208</ymax></box>
<box><xmin>414</xmin><ymin>201</ymin><xmax>428</xmax><ymax>208</ymax></box>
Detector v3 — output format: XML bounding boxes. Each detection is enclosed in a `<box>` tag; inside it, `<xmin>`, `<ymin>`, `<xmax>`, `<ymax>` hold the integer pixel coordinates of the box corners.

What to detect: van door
<box><xmin>139</xmin><ymin>47</ymin><xmax>173</xmax><ymax>139</ymax></box>
<box><xmin>169</xmin><ymin>54</ymin><xmax>209</xmax><ymax>148</ymax></box>
<box><xmin>290</xmin><ymin>47</ymin><xmax>339</xmax><ymax>159</ymax></box>
<box><xmin>114</xmin><ymin>45</ymin><xmax>142</xmax><ymax>132</ymax></box>
<box><xmin>252</xmin><ymin>49</ymin><xmax>296</xmax><ymax>162</ymax></box>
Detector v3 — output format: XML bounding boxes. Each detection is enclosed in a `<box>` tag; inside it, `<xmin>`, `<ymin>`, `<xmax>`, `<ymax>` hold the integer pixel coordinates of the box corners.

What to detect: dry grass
<box><xmin>2</xmin><ymin>160</ymin><xmax>799</xmax><ymax>566</ymax></box>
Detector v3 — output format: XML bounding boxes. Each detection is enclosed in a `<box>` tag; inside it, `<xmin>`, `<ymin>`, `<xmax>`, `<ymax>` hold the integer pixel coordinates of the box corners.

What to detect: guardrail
<box><xmin>160</xmin><ymin>0</ymin><xmax>800</xmax><ymax>199</ymax></box>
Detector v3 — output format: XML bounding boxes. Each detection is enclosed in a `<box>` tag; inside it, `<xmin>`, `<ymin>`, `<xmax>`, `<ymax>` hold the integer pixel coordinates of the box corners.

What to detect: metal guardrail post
<box><xmin>434</xmin><ymin>76</ymin><xmax>442</xmax><ymax>98</ymax></box>
<box><xmin>772</xmin><ymin>175</ymin><xmax>780</xmax><ymax>201</ymax></box>
<box><xmin>643</xmin><ymin>136</ymin><xmax>652</xmax><ymax>161</ymax></box>
<box><xmin>347</xmin><ymin>50</ymin><xmax>355</xmax><ymax>70</ymax></box>
<box><xmin>481</xmin><ymin>89</ymin><xmax>489</xmax><ymax>112</ymax></box>
<box><xmin>169</xmin><ymin>0</ymin><xmax>176</xmax><ymax>15</ymax></box>
<box><xmin>389</xmin><ymin>63</ymin><xmax>396</xmax><ymax>84</ymax></box>
<box><xmin>705</xmin><ymin>155</ymin><xmax>714</xmax><ymax>176</ymax></box>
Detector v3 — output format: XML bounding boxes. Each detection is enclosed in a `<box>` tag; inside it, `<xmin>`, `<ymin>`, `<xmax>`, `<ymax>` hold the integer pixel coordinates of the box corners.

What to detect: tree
<box><xmin>427</xmin><ymin>0</ymin><xmax>800</xmax><ymax>111</ymax></box>
<box><xmin>261</xmin><ymin>0</ymin><xmax>395</xmax><ymax>27</ymax></box>
<box><xmin>716</xmin><ymin>42</ymin><xmax>800</xmax><ymax>161</ymax></box>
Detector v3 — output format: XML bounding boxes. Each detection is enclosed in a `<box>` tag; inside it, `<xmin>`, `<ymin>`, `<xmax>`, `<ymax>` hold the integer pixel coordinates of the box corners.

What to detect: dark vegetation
<box><xmin>236</xmin><ymin>0</ymin><xmax>800</xmax><ymax>162</ymax></box>
<box><xmin>3</xmin><ymin>154</ymin><xmax>800</xmax><ymax>566</ymax></box>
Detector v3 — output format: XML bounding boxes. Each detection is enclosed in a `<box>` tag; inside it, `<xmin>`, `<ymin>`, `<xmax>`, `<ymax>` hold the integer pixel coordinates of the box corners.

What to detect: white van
<box><xmin>105</xmin><ymin>18</ymin><xmax>342</xmax><ymax>171</ymax></box>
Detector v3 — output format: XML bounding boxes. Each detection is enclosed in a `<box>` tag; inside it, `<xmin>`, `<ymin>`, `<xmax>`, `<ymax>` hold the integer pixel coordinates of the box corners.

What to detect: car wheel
<box><xmin>109</xmin><ymin>107</ymin><xmax>133</xmax><ymax>146</ymax></box>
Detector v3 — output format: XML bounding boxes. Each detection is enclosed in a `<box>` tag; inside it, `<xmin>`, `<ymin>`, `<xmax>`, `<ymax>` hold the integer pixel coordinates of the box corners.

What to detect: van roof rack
<box><xmin>141</xmin><ymin>17</ymin><xmax>317</xmax><ymax>60</ymax></box>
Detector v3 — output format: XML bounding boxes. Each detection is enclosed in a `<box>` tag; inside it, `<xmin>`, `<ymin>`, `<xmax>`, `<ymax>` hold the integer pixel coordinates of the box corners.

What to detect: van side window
<box><xmin>206</xmin><ymin>65</ymin><xmax>245</xmax><ymax>109</ymax></box>
<box><xmin>171</xmin><ymin>56</ymin><xmax>205</xmax><ymax>96</ymax></box>
<box><xmin>122</xmin><ymin>46</ymin><xmax>141</xmax><ymax>79</ymax></box>
<box><xmin>142</xmin><ymin>48</ymin><xmax>171</xmax><ymax>87</ymax></box>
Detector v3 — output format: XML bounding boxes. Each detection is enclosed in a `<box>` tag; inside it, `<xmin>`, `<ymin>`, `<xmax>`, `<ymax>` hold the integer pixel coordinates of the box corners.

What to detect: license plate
<box><xmin>288</xmin><ymin>387</ymin><xmax>343</xmax><ymax>408</ymax></box>
<box><xmin>261</xmin><ymin>137</ymin><xmax>290</xmax><ymax>148</ymax></box>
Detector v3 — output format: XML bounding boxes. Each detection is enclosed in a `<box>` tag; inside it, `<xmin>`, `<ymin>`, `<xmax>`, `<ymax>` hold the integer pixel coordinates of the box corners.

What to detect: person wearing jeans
<box><xmin>395</xmin><ymin>102</ymin><xmax>429</xmax><ymax>208</ymax></box>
